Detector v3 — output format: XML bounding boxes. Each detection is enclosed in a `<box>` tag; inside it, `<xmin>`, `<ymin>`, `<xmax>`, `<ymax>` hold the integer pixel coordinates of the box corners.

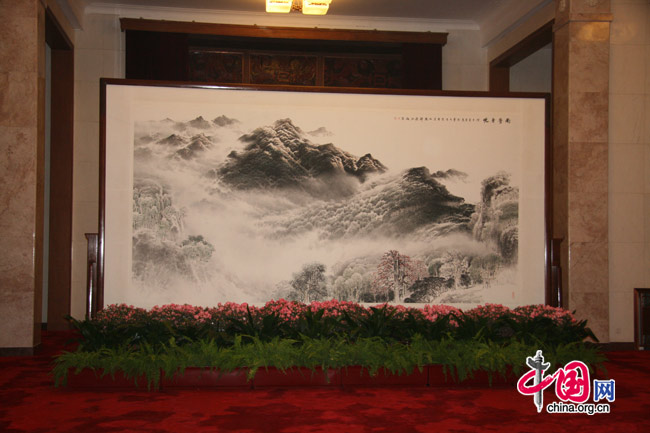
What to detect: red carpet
<box><xmin>1</xmin><ymin>332</ymin><xmax>649</xmax><ymax>432</ymax></box>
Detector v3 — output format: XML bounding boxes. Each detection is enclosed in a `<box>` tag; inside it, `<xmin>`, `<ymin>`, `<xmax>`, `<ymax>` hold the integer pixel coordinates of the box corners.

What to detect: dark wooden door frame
<box><xmin>45</xmin><ymin>8</ymin><xmax>74</xmax><ymax>330</ymax></box>
<box><xmin>489</xmin><ymin>20</ymin><xmax>553</xmax><ymax>93</ymax></box>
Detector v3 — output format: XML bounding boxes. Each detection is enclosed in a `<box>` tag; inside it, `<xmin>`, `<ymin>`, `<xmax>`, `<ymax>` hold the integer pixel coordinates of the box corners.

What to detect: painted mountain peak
<box><xmin>213</xmin><ymin>115</ymin><xmax>240</xmax><ymax>127</ymax></box>
<box><xmin>269</xmin><ymin>166</ymin><xmax>475</xmax><ymax>242</ymax></box>
<box><xmin>189</xmin><ymin>116</ymin><xmax>212</xmax><ymax>129</ymax></box>
<box><xmin>218</xmin><ymin>118</ymin><xmax>387</xmax><ymax>192</ymax></box>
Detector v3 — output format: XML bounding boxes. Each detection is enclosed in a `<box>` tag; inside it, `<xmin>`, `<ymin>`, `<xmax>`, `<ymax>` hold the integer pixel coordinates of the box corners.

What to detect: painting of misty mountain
<box><xmin>103</xmin><ymin>84</ymin><xmax>546</xmax><ymax>309</ymax></box>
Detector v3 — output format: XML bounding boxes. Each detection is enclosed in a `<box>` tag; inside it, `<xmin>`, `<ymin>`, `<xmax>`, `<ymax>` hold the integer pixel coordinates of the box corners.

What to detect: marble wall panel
<box><xmin>0</xmin><ymin>17</ymin><xmax>37</xmax><ymax>74</ymax></box>
<box><xmin>0</xmin><ymin>288</ymin><xmax>35</xmax><ymax>348</ymax></box>
<box><xmin>568</xmin><ymin>91</ymin><xmax>609</xmax><ymax>143</ymax></box>
<box><xmin>569</xmin><ymin>241</ymin><xmax>609</xmax><ymax>292</ymax></box>
<box><xmin>570</xmin><ymin>0</ymin><xmax>611</xmax><ymax>15</ymax></box>
<box><xmin>0</xmin><ymin>72</ymin><xmax>38</xmax><ymax>128</ymax></box>
<box><xmin>569</xmin><ymin>22</ymin><xmax>610</xmax><ymax>94</ymax></box>
<box><xmin>559</xmin><ymin>14</ymin><xmax>611</xmax><ymax>342</ymax></box>
<box><xmin>569</xmin><ymin>291</ymin><xmax>610</xmax><ymax>342</ymax></box>
<box><xmin>0</xmin><ymin>126</ymin><xmax>37</xmax><ymax>231</ymax></box>
<box><xmin>568</xmin><ymin>191</ymin><xmax>608</xmax><ymax>242</ymax></box>
<box><xmin>0</xmin><ymin>0</ymin><xmax>37</xmax><ymax>18</ymax></box>
<box><xmin>569</xmin><ymin>142</ymin><xmax>608</xmax><ymax>193</ymax></box>
<box><xmin>0</xmin><ymin>233</ymin><xmax>35</xmax><ymax>348</ymax></box>
<box><xmin>0</xmin><ymin>0</ymin><xmax>44</xmax><ymax>350</ymax></box>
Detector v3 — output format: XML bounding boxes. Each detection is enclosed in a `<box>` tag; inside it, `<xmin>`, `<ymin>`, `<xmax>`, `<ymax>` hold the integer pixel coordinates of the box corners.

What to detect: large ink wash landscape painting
<box><xmin>103</xmin><ymin>84</ymin><xmax>547</xmax><ymax>309</ymax></box>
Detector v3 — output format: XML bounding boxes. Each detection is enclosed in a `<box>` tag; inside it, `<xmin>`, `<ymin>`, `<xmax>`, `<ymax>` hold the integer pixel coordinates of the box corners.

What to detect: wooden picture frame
<box><xmin>98</xmin><ymin>79</ymin><xmax>551</xmax><ymax>312</ymax></box>
<box><xmin>634</xmin><ymin>288</ymin><xmax>650</xmax><ymax>350</ymax></box>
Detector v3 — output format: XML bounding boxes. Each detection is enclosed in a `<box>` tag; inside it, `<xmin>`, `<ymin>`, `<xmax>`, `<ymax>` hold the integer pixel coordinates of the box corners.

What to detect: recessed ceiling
<box><xmin>83</xmin><ymin>0</ymin><xmax>510</xmax><ymax>24</ymax></box>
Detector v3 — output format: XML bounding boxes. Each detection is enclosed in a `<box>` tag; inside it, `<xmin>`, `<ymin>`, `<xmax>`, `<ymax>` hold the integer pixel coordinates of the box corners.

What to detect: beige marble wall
<box><xmin>0</xmin><ymin>0</ymin><xmax>45</xmax><ymax>349</ymax></box>
<box><xmin>554</xmin><ymin>0</ymin><xmax>612</xmax><ymax>342</ymax></box>
<box><xmin>608</xmin><ymin>0</ymin><xmax>649</xmax><ymax>342</ymax></box>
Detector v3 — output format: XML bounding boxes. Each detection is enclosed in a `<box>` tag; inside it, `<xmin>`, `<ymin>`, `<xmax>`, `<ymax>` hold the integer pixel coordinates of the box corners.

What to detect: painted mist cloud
<box><xmin>129</xmin><ymin>113</ymin><xmax>521</xmax><ymax>309</ymax></box>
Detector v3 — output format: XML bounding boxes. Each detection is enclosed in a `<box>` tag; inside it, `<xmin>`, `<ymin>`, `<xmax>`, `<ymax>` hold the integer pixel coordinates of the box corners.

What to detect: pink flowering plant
<box><xmin>452</xmin><ymin>303</ymin><xmax>596</xmax><ymax>346</ymax></box>
<box><xmin>67</xmin><ymin>300</ymin><xmax>596</xmax><ymax>352</ymax></box>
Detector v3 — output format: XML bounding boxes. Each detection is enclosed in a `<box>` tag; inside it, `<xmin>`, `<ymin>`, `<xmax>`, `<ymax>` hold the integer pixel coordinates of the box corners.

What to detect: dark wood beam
<box><xmin>120</xmin><ymin>18</ymin><xmax>447</xmax><ymax>45</ymax></box>
<box><xmin>45</xmin><ymin>8</ymin><xmax>74</xmax><ymax>331</ymax></box>
<box><xmin>490</xmin><ymin>20</ymin><xmax>553</xmax><ymax>69</ymax></box>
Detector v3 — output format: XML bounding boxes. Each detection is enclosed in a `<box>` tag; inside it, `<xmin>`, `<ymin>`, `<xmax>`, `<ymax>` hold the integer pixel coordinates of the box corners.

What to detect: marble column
<box><xmin>0</xmin><ymin>0</ymin><xmax>46</xmax><ymax>353</ymax></box>
<box><xmin>553</xmin><ymin>0</ymin><xmax>612</xmax><ymax>341</ymax></box>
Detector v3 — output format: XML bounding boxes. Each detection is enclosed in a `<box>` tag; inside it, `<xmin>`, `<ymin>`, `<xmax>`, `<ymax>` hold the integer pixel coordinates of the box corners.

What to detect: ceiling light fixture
<box><xmin>302</xmin><ymin>0</ymin><xmax>331</xmax><ymax>15</ymax></box>
<box><xmin>266</xmin><ymin>0</ymin><xmax>332</xmax><ymax>15</ymax></box>
<box><xmin>266</xmin><ymin>0</ymin><xmax>292</xmax><ymax>13</ymax></box>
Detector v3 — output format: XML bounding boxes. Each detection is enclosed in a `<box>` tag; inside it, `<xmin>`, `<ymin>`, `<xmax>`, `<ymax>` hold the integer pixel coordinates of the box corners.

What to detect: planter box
<box><xmin>340</xmin><ymin>366</ymin><xmax>428</xmax><ymax>387</ymax></box>
<box><xmin>427</xmin><ymin>365</ymin><xmax>517</xmax><ymax>388</ymax></box>
<box><xmin>61</xmin><ymin>365</ymin><xmax>518</xmax><ymax>390</ymax></box>
<box><xmin>65</xmin><ymin>368</ymin><xmax>155</xmax><ymax>390</ymax></box>
<box><xmin>252</xmin><ymin>367</ymin><xmax>340</xmax><ymax>388</ymax></box>
<box><xmin>161</xmin><ymin>367</ymin><xmax>251</xmax><ymax>389</ymax></box>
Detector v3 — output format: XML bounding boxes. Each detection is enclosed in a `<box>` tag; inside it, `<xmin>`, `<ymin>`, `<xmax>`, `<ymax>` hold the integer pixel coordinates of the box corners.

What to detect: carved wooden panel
<box><xmin>124</xmin><ymin>21</ymin><xmax>445</xmax><ymax>90</ymax></box>
<box><xmin>188</xmin><ymin>50</ymin><xmax>243</xmax><ymax>83</ymax></box>
<box><xmin>324</xmin><ymin>57</ymin><xmax>402</xmax><ymax>88</ymax></box>
<box><xmin>250</xmin><ymin>54</ymin><xmax>317</xmax><ymax>86</ymax></box>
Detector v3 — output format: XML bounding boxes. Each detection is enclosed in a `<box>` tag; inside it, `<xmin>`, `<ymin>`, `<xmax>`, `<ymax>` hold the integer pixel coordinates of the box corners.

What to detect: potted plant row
<box><xmin>54</xmin><ymin>301</ymin><xmax>603</xmax><ymax>391</ymax></box>
<box><xmin>54</xmin><ymin>335</ymin><xmax>603</xmax><ymax>391</ymax></box>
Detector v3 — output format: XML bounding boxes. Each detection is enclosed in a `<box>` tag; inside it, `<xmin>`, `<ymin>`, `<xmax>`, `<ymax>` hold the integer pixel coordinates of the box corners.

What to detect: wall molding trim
<box><xmin>0</xmin><ymin>344</ymin><xmax>41</xmax><ymax>357</ymax></box>
<box><xmin>85</xmin><ymin>3</ymin><xmax>478</xmax><ymax>33</ymax></box>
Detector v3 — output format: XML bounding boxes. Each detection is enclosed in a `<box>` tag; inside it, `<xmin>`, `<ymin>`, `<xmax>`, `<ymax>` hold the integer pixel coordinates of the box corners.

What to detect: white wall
<box><xmin>443</xmin><ymin>29</ymin><xmax>489</xmax><ymax>91</ymax></box>
<box><xmin>608</xmin><ymin>0</ymin><xmax>650</xmax><ymax>342</ymax></box>
<box><xmin>509</xmin><ymin>45</ymin><xmax>552</xmax><ymax>93</ymax></box>
<box><xmin>71</xmin><ymin>14</ymin><xmax>125</xmax><ymax>318</ymax></box>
